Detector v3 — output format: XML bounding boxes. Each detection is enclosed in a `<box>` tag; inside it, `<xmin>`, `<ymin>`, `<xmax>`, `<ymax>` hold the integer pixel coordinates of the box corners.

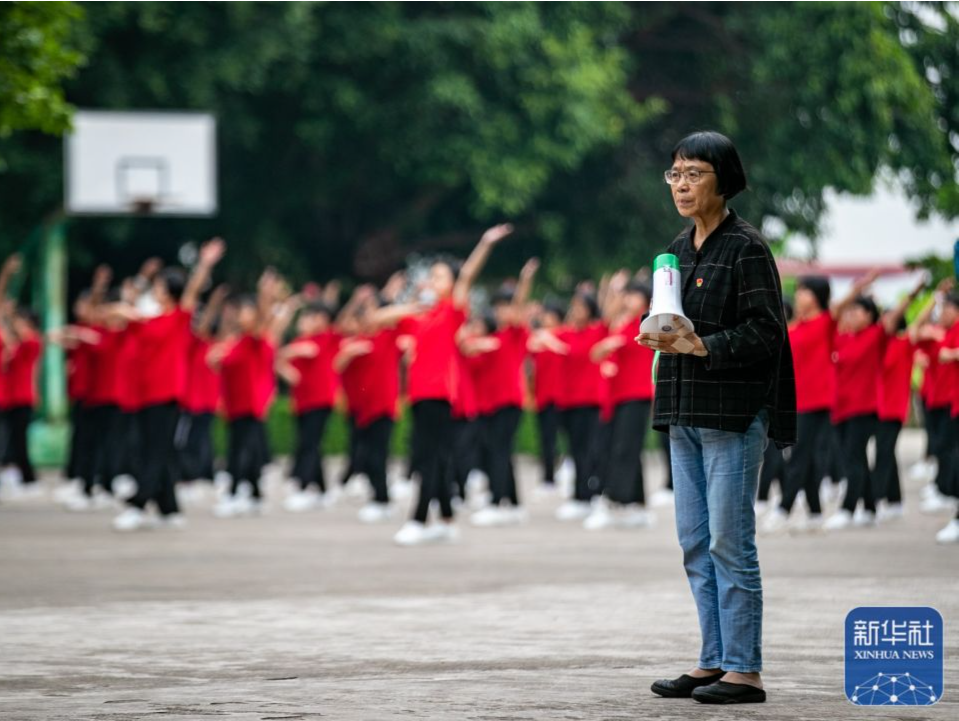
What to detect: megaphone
<box><xmin>639</xmin><ymin>253</ymin><xmax>694</xmax><ymax>334</ymax></box>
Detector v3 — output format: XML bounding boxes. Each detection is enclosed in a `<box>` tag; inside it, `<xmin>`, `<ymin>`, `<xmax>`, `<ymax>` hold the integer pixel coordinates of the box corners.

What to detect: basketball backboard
<box><xmin>64</xmin><ymin>110</ymin><xmax>217</xmax><ymax>216</ymax></box>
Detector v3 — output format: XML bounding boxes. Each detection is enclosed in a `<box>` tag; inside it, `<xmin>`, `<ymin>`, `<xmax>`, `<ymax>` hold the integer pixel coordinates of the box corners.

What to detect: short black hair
<box><xmin>573</xmin><ymin>291</ymin><xmax>600</xmax><ymax>320</ymax></box>
<box><xmin>852</xmin><ymin>295</ymin><xmax>880</xmax><ymax>325</ymax></box>
<box><xmin>625</xmin><ymin>280</ymin><xmax>652</xmax><ymax>304</ymax></box>
<box><xmin>797</xmin><ymin>275</ymin><xmax>831</xmax><ymax>312</ymax></box>
<box><xmin>542</xmin><ymin>297</ymin><xmax>565</xmax><ymax>322</ymax></box>
<box><xmin>491</xmin><ymin>286</ymin><xmax>515</xmax><ymax>306</ymax></box>
<box><xmin>14</xmin><ymin>307</ymin><xmax>40</xmax><ymax>329</ymax></box>
<box><xmin>226</xmin><ymin>292</ymin><xmax>258</xmax><ymax>310</ymax></box>
<box><xmin>301</xmin><ymin>300</ymin><xmax>334</xmax><ymax>320</ymax></box>
<box><xmin>671</xmin><ymin>131</ymin><xmax>747</xmax><ymax>200</ymax></box>
<box><xmin>157</xmin><ymin>267</ymin><xmax>188</xmax><ymax>301</ymax></box>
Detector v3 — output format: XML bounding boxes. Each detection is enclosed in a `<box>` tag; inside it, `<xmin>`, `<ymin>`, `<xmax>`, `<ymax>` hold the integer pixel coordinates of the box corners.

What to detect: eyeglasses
<box><xmin>664</xmin><ymin>169</ymin><xmax>716</xmax><ymax>185</ymax></box>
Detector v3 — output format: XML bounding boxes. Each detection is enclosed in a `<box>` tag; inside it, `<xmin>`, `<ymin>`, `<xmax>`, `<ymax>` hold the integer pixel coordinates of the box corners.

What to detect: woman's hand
<box><xmin>636</xmin><ymin>317</ymin><xmax>708</xmax><ymax>357</ymax></box>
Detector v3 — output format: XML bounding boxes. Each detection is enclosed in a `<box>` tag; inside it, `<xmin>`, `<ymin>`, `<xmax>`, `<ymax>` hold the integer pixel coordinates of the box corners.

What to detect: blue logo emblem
<box><xmin>844</xmin><ymin>606</ymin><xmax>942</xmax><ymax>705</ymax></box>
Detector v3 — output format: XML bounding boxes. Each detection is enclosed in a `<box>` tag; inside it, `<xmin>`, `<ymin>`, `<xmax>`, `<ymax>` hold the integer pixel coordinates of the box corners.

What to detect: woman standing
<box><xmin>640</xmin><ymin>131</ymin><xmax>795</xmax><ymax>704</ymax></box>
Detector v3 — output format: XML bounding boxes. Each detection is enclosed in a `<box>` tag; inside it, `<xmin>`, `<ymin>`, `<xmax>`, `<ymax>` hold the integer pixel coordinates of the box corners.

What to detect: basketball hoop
<box><xmin>64</xmin><ymin>111</ymin><xmax>217</xmax><ymax>217</ymax></box>
<box><xmin>130</xmin><ymin>198</ymin><xmax>157</xmax><ymax>215</ymax></box>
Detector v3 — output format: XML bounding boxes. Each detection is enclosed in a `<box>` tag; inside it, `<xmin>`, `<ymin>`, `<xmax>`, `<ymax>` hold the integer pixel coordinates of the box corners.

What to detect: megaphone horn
<box><xmin>639</xmin><ymin>253</ymin><xmax>694</xmax><ymax>334</ymax></box>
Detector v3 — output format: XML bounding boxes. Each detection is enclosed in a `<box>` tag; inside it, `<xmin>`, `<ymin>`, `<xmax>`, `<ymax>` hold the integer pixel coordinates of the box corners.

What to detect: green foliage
<box><xmin>0</xmin><ymin>2</ymin><xmax>957</xmax><ymax>295</ymax></box>
<box><xmin>0</xmin><ymin>2</ymin><xmax>84</xmax><ymax>141</ymax></box>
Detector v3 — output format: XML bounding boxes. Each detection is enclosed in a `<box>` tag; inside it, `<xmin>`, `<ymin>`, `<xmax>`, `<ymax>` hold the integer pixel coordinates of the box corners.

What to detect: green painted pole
<box><xmin>28</xmin><ymin>215</ymin><xmax>69</xmax><ymax>467</ymax></box>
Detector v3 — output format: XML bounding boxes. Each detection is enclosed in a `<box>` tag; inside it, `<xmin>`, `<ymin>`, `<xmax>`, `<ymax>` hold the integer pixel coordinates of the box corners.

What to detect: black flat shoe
<box><xmin>650</xmin><ymin>671</ymin><xmax>725</xmax><ymax>698</ymax></box>
<box><xmin>692</xmin><ymin>680</ymin><xmax>767</xmax><ymax>704</ymax></box>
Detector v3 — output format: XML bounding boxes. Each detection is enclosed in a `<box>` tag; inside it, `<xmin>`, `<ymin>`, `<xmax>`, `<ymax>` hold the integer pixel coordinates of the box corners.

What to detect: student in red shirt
<box><xmin>764</xmin><ymin>273</ymin><xmax>879</xmax><ymax>533</ymax></box>
<box><xmin>824</xmin><ymin>277</ymin><xmax>915</xmax><ymax>531</ymax></box>
<box><xmin>451</xmin><ymin>315</ymin><xmax>494</xmax><ymax>502</ymax></box>
<box><xmin>537</xmin><ymin>291</ymin><xmax>608</xmax><ymax>520</ymax></box>
<box><xmin>372</xmin><ymin>223</ymin><xmax>513</xmax><ymax>546</ymax></box>
<box><xmin>276</xmin><ymin>300</ymin><xmax>339</xmax><ymax>511</ymax></box>
<box><xmin>1</xmin><ymin>307</ymin><xmax>42</xmax><ymax>488</ymax></box>
<box><xmin>111</xmin><ymin>238</ymin><xmax>224</xmax><ymax>532</ymax></box>
<box><xmin>177</xmin><ymin>284</ymin><xmax>228</xmax><ymax>487</ymax></box>
<box><xmin>335</xmin><ymin>292</ymin><xmax>402</xmax><ymax>522</ymax></box>
<box><xmin>47</xmin><ymin>286</ymin><xmax>102</xmax><ymax>500</ymax></box>
<box><xmin>529</xmin><ymin>299</ymin><xmax>566</xmax><ymax>489</ymax></box>
<box><xmin>585</xmin><ymin>279</ymin><xmax>656</xmax><ymax>529</ymax></box>
<box><xmin>871</xmin><ymin>282</ymin><xmax>936</xmax><ymax>520</ymax></box>
<box><xmin>467</xmin><ymin>259</ymin><xmax>538</xmax><ymax>527</ymax></box>
<box><xmin>210</xmin><ymin>275</ymin><xmax>297</xmax><ymax>518</ymax></box>
<box><xmin>79</xmin><ymin>291</ymin><xmax>132</xmax><ymax>500</ymax></box>
<box><xmin>929</xmin><ymin>292</ymin><xmax>959</xmax><ymax>542</ymax></box>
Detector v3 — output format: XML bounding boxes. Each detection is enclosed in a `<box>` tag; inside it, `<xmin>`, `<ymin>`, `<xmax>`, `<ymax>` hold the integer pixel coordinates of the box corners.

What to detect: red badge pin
<box><xmin>696</xmin><ymin>278</ymin><xmax>704</xmax><ymax>288</ymax></box>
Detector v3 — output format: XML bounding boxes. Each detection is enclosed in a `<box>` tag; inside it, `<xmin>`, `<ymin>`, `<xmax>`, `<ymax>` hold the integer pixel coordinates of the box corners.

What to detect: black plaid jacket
<box><xmin>652</xmin><ymin>210</ymin><xmax>797</xmax><ymax>447</ymax></box>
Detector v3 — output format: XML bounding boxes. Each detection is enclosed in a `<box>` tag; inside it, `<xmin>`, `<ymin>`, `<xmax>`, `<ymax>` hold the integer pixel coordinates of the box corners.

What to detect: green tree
<box><xmin>0</xmin><ymin>2</ymin><xmax>84</xmax><ymax>142</ymax></box>
<box><xmin>0</xmin><ymin>2</ymin><xmax>956</xmax><ymax>294</ymax></box>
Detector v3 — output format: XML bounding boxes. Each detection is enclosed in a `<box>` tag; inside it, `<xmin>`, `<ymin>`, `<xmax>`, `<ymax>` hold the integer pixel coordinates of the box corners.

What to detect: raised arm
<box><xmin>181</xmin><ymin>237</ymin><xmax>225</xmax><ymax>312</ymax></box>
<box><xmin>831</xmin><ymin>268</ymin><xmax>880</xmax><ymax>320</ymax></box>
<box><xmin>909</xmin><ymin>278</ymin><xmax>954</xmax><ymax>343</ymax></box>
<box><xmin>196</xmin><ymin>284</ymin><xmax>229</xmax><ymax>340</ymax></box>
<box><xmin>89</xmin><ymin>264</ymin><xmax>112</xmax><ymax>309</ymax></box>
<box><xmin>452</xmin><ymin>223</ymin><xmax>514</xmax><ymax>309</ymax></box>
<box><xmin>883</xmin><ymin>275</ymin><xmax>927</xmax><ymax>336</ymax></box>
<box><xmin>0</xmin><ymin>254</ymin><xmax>22</xmax><ymax>305</ymax></box>
<box><xmin>513</xmin><ymin>258</ymin><xmax>539</xmax><ymax>311</ymax></box>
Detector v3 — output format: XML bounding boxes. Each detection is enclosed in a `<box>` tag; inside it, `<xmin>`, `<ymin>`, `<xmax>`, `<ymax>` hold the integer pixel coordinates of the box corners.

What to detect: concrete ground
<box><xmin>0</xmin><ymin>429</ymin><xmax>956</xmax><ymax>721</ymax></box>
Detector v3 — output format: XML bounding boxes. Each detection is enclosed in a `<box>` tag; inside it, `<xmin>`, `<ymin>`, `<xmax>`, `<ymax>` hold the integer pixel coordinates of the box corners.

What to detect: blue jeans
<box><xmin>669</xmin><ymin>410</ymin><xmax>768</xmax><ymax>673</ymax></box>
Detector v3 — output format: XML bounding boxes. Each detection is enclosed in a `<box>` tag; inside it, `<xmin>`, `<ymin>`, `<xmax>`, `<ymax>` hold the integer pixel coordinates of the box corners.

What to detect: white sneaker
<box><xmin>54</xmin><ymin>479</ymin><xmax>83</xmax><ymax>505</ymax></box>
<box><xmin>0</xmin><ymin>467</ymin><xmax>23</xmax><ymax>489</ymax></box>
<box><xmin>754</xmin><ymin>500</ymin><xmax>769</xmax><ymax>515</ymax></box>
<box><xmin>876</xmin><ymin>502</ymin><xmax>904</xmax><ymax>523</ymax></box>
<box><xmin>583</xmin><ymin>499</ymin><xmax>616</xmax><ymax>531</ymax></box>
<box><xmin>649</xmin><ymin>488</ymin><xmax>675</xmax><ymax>508</ymax></box>
<box><xmin>620</xmin><ymin>507</ymin><xmax>656</xmax><ymax>529</ymax></box>
<box><xmin>920</xmin><ymin>483</ymin><xmax>939</xmax><ymax>500</ymax></box>
<box><xmin>555</xmin><ymin>500</ymin><xmax>592</xmax><ymax>521</ymax></box>
<box><xmin>91</xmin><ymin>488</ymin><xmax>118</xmax><ymax>510</ymax></box>
<box><xmin>112</xmin><ymin>507</ymin><xmax>150</xmax><ymax>532</ymax></box>
<box><xmin>921</xmin><ymin>493</ymin><xmax>957</xmax><ymax>515</ymax></box>
<box><xmin>358</xmin><ymin>502</ymin><xmax>394</xmax><ymax>524</ymax></box>
<box><xmin>284</xmin><ymin>489</ymin><xmax>320</xmax><ymax>513</ymax></box>
<box><xmin>471</xmin><ymin>506</ymin><xmax>507</xmax><ymax>527</ymax></box>
<box><xmin>157</xmin><ymin>513</ymin><xmax>187</xmax><ymax>530</ymax></box>
<box><xmin>389</xmin><ymin>478</ymin><xmax>414</xmax><ymax>501</ymax></box>
<box><xmin>344</xmin><ymin>475</ymin><xmax>371</xmax><ymax>500</ymax></box>
<box><xmin>852</xmin><ymin>507</ymin><xmax>876</xmax><ymax>527</ymax></box>
<box><xmin>212</xmin><ymin>496</ymin><xmax>239</xmax><ymax>518</ymax></box>
<box><xmin>65</xmin><ymin>493</ymin><xmax>94</xmax><ymax>512</ymax></box>
<box><xmin>760</xmin><ymin>506</ymin><xmax>789</xmax><ymax>535</ymax></box>
<box><xmin>500</xmin><ymin>506</ymin><xmax>529</xmax><ymax>526</ymax></box>
<box><xmin>112</xmin><ymin>475</ymin><xmax>138</xmax><ymax>500</ymax></box>
<box><xmin>394</xmin><ymin>521</ymin><xmax>430</xmax><ymax>546</ymax></box>
<box><xmin>231</xmin><ymin>495</ymin><xmax>262</xmax><ymax>516</ymax></box>
<box><xmin>427</xmin><ymin>522</ymin><xmax>460</xmax><ymax>544</ymax></box>
<box><xmin>935</xmin><ymin>519</ymin><xmax>959</xmax><ymax>544</ymax></box>
<box><xmin>824</xmin><ymin>509</ymin><xmax>853</xmax><ymax>531</ymax></box>
<box><xmin>324</xmin><ymin>485</ymin><xmax>343</xmax><ymax>507</ymax></box>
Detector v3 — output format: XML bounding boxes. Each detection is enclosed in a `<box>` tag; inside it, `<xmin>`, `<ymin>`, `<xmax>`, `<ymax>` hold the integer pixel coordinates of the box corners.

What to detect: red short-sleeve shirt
<box><xmin>789</xmin><ymin>312</ymin><xmax>837</xmax><ymax>413</ymax></box>
<box><xmin>878</xmin><ymin>335</ymin><xmax>916</xmax><ymax>423</ymax></box>
<box><xmin>340</xmin><ymin>329</ymin><xmax>401</xmax><ymax>427</ymax></box>
<box><xmin>607</xmin><ymin>317</ymin><xmax>654</xmax><ymax>405</ymax></box>
<box><xmin>136</xmin><ymin>308</ymin><xmax>192</xmax><ymax>407</ymax></box>
<box><xmin>400</xmin><ymin>299</ymin><xmax>466</xmax><ymax>405</ymax></box>
<box><xmin>3</xmin><ymin>336</ymin><xmax>42</xmax><ymax>408</ymax></box>
<box><xmin>289</xmin><ymin>331</ymin><xmax>341</xmax><ymax>414</ymax></box>
<box><xmin>219</xmin><ymin>334</ymin><xmax>264</xmax><ymax>421</ymax></box>
<box><xmin>556</xmin><ymin>322</ymin><xmax>607</xmax><ymax>409</ymax></box>
<box><xmin>833</xmin><ymin>323</ymin><xmax>886</xmax><ymax>424</ymax></box>
<box><xmin>182</xmin><ymin>334</ymin><xmax>221</xmax><ymax>414</ymax></box>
